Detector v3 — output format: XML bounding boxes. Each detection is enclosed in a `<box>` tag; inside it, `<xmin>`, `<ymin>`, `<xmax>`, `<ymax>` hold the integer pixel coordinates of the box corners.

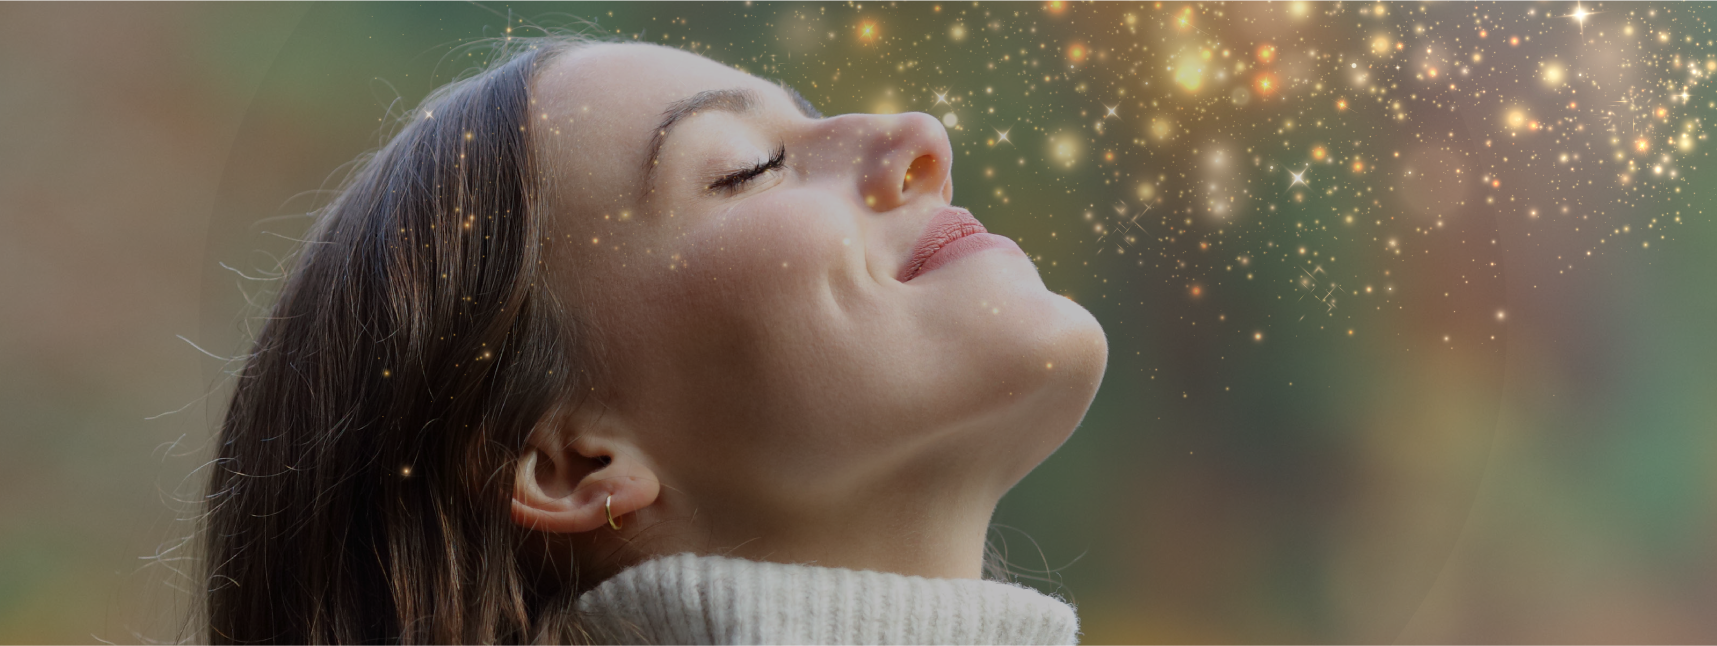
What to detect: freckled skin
<box><xmin>517</xmin><ymin>43</ymin><xmax>1106</xmax><ymax>581</ymax></box>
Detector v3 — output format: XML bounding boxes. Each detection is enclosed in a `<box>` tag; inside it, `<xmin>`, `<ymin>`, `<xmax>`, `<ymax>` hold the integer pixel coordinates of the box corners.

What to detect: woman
<box><xmin>204</xmin><ymin>34</ymin><xmax>1106</xmax><ymax>644</ymax></box>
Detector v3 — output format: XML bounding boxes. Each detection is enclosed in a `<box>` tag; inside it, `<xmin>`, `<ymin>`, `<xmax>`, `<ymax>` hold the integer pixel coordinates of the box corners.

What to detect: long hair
<box><xmin>202</xmin><ymin>36</ymin><xmax>594</xmax><ymax>643</ymax></box>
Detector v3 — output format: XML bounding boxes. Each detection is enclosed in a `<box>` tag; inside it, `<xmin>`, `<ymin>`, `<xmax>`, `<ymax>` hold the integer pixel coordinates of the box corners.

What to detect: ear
<box><xmin>511</xmin><ymin>425</ymin><xmax>660</xmax><ymax>535</ymax></box>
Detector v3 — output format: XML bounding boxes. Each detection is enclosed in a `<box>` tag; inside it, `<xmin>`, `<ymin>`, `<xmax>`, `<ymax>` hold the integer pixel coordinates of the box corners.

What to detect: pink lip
<box><xmin>898</xmin><ymin>207</ymin><xmax>1027</xmax><ymax>282</ymax></box>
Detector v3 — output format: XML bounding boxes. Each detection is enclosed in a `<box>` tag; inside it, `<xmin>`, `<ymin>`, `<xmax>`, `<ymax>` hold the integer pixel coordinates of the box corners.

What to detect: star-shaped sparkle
<box><xmin>1565</xmin><ymin>2</ymin><xmax>1597</xmax><ymax>34</ymax></box>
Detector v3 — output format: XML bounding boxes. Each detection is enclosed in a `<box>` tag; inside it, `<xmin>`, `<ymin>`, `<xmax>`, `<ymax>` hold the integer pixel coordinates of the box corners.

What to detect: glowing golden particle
<box><xmin>1507</xmin><ymin>109</ymin><xmax>1527</xmax><ymax>129</ymax></box>
<box><xmin>1542</xmin><ymin>62</ymin><xmax>1566</xmax><ymax>86</ymax></box>
<box><xmin>1256</xmin><ymin>43</ymin><xmax>1277</xmax><ymax>64</ymax></box>
<box><xmin>1172</xmin><ymin>54</ymin><xmax>1206</xmax><ymax>93</ymax></box>
<box><xmin>1253</xmin><ymin>72</ymin><xmax>1277</xmax><ymax>96</ymax></box>
<box><xmin>1067</xmin><ymin>43</ymin><xmax>1088</xmax><ymax>63</ymax></box>
<box><xmin>1365</xmin><ymin>35</ymin><xmax>1392</xmax><ymax>57</ymax></box>
<box><xmin>1150</xmin><ymin>117</ymin><xmax>1176</xmax><ymax>140</ymax></box>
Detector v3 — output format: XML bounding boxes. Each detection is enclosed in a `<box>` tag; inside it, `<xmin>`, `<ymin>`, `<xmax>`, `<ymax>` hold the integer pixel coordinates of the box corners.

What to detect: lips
<box><xmin>898</xmin><ymin>206</ymin><xmax>1026</xmax><ymax>282</ymax></box>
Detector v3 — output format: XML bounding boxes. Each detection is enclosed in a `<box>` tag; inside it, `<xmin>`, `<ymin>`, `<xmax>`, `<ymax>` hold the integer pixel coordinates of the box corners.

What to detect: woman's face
<box><xmin>530</xmin><ymin>43</ymin><xmax>1105</xmax><ymax>552</ymax></box>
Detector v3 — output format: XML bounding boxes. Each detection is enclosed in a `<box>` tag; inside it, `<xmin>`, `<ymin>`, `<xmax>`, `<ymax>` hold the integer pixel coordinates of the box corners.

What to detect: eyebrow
<box><xmin>640</xmin><ymin>83</ymin><xmax>823</xmax><ymax>198</ymax></box>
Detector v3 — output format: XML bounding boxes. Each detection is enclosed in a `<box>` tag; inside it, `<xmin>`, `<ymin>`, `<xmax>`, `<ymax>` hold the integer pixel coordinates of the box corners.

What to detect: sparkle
<box><xmin>569</xmin><ymin>2</ymin><xmax>1693</xmax><ymax>367</ymax></box>
<box><xmin>1565</xmin><ymin>2</ymin><xmax>1595</xmax><ymax>34</ymax></box>
<box><xmin>1067</xmin><ymin>43</ymin><xmax>1088</xmax><ymax>64</ymax></box>
<box><xmin>1254</xmin><ymin>72</ymin><xmax>1277</xmax><ymax>96</ymax></box>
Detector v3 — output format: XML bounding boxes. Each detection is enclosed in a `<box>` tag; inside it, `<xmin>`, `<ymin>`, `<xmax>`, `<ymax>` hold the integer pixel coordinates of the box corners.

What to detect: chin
<box><xmin>1015</xmin><ymin>267</ymin><xmax>1108</xmax><ymax>428</ymax></box>
<box><xmin>930</xmin><ymin>247</ymin><xmax>1107</xmax><ymax>382</ymax></box>
<box><xmin>999</xmin><ymin>291</ymin><xmax>1106</xmax><ymax>488</ymax></box>
<box><xmin>910</xmin><ymin>251</ymin><xmax>1109</xmax><ymax>483</ymax></box>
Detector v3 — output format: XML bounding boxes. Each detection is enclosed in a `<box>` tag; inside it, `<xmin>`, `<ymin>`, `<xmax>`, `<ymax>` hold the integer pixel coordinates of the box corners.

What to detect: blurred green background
<box><xmin>2</xmin><ymin>2</ymin><xmax>1714</xmax><ymax>642</ymax></box>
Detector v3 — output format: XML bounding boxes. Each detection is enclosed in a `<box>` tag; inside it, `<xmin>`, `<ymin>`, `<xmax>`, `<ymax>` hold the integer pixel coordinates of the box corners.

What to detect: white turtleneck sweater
<box><xmin>573</xmin><ymin>552</ymin><xmax>1081</xmax><ymax>644</ymax></box>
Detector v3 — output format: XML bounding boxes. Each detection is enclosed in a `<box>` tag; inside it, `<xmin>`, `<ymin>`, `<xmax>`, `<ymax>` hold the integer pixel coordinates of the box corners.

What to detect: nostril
<box><xmin>903</xmin><ymin>154</ymin><xmax>938</xmax><ymax>194</ymax></box>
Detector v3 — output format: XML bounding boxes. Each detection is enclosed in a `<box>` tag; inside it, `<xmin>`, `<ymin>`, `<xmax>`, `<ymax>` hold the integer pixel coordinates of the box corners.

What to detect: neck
<box><xmin>710</xmin><ymin>487</ymin><xmax>998</xmax><ymax>580</ymax></box>
<box><xmin>599</xmin><ymin>456</ymin><xmax>1006</xmax><ymax>582</ymax></box>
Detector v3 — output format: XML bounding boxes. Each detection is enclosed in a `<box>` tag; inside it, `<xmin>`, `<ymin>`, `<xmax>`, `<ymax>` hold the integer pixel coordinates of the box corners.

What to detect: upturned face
<box><xmin>530</xmin><ymin>42</ymin><xmax>1105</xmax><ymax>538</ymax></box>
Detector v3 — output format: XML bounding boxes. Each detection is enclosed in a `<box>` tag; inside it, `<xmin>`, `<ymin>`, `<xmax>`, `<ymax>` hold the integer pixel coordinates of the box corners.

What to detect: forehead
<box><xmin>535</xmin><ymin>42</ymin><xmax>764</xmax><ymax>122</ymax></box>
<box><xmin>531</xmin><ymin>43</ymin><xmax>775</xmax><ymax>205</ymax></box>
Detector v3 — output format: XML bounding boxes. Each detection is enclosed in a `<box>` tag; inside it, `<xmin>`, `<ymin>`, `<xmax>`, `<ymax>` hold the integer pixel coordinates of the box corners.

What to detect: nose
<box><xmin>840</xmin><ymin>112</ymin><xmax>954</xmax><ymax>211</ymax></box>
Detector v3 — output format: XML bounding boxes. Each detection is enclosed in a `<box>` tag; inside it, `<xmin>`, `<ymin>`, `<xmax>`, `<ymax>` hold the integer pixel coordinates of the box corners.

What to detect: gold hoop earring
<box><xmin>605</xmin><ymin>494</ymin><xmax>622</xmax><ymax>530</ymax></box>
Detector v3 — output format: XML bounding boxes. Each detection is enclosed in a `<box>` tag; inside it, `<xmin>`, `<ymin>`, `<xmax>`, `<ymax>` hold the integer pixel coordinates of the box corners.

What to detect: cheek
<box><xmin>672</xmin><ymin>191</ymin><xmax>855</xmax><ymax>310</ymax></box>
<box><xmin>609</xmin><ymin>192</ymin><xmax>886</xmax><ymax>490</ymax></box>
<box><xmin>629</xmin><ymin>191</ymin><xmax>862</xmax><ymax>399</ymax></box>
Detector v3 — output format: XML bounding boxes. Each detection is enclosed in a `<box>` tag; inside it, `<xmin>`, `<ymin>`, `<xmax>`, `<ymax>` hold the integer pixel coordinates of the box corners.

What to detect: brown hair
<box><xmin>202</xmin><ymin>35</ymin><xmax>598</xmax><ymax>643</ymax></box>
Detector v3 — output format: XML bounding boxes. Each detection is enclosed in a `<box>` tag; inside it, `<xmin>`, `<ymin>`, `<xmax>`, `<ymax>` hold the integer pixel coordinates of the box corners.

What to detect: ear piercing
<box><xmin>605</xmin><ymin>494</ymin><xmax>622</xmax><ymax>530</ymax></box>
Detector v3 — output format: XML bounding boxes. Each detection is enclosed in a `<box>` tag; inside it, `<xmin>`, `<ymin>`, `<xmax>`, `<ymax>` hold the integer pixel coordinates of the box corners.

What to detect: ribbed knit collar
<box><xmin>573</xmin><ymin>552</ymin><xmax>1080</xmax><ymax>644</ymax></box>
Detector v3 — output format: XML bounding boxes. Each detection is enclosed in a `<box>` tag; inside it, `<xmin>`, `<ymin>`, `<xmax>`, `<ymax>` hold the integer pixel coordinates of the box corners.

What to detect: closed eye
<box><xmin>708</xmin><ymin>144</ymin><xmax>786</xmax><ymax>195</ymax></box>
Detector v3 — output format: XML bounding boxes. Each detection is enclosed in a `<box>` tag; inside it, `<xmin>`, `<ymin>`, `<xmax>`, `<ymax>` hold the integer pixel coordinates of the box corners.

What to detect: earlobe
<box><xmin>510</xmin><ymin>436</ymin><xmax>661</xmax><ymax>535</ymax></box>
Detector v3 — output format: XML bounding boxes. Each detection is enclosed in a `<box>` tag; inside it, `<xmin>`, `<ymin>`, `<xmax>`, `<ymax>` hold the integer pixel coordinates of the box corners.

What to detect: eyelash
<box><xmin>708</xmin><ymin>144</ymin><xmax>787</xmax><ymax>195</ymax></box>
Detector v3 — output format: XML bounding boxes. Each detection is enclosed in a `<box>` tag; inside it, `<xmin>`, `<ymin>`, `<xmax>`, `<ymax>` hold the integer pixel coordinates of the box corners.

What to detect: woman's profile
<box><xmin>203</xmin><ymin>32</ymin><xmax>1107</xmax><ymax>644</ymax></box>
